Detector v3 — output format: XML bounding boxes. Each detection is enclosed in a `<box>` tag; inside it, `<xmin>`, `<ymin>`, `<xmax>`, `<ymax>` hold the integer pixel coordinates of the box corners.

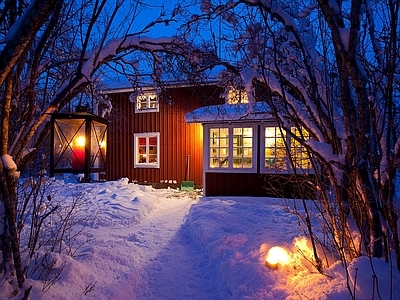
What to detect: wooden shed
<box><xmin>104</xmin><ymin>84</ymin><xmax>223</xmax><ymax>188</ymax></box>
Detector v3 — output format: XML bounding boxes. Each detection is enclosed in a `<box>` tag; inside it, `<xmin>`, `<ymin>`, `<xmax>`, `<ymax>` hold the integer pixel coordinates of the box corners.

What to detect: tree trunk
<box><xmin>0</xmin><ymin>167</ymin><xmax>25</xmax><ymax>288</ymax></box>
<box><xmin>356</xmin><ymin>165</ymin><xmax>384</xmax><ymax>257</ymax></box>
<box><xmin>381</xmin><ymin>174</ymin><xmax>400</xmax><ymax>270</ymax></box>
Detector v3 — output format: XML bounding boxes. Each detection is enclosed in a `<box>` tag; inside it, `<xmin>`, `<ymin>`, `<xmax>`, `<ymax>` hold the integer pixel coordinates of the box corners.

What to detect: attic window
<box><xmin>135</xmin><ymin>93</ymin><xmax>159</xmax><ymax>113</ymax></box>
<box><xmin>227</xmin><ymin>88</ymin><xmax>249</xmax><ymax>104</ymax></box>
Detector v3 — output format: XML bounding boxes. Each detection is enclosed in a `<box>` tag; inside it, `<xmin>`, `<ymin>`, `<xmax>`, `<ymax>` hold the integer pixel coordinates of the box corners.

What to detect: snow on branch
<box><xmin>257</xmin><ymin>69</ymin><xmax>326</xmax><ymax>142</ymax></box>
<box><xmin>305</xmin><ymin>140</ymin><xmax>344</xmax><ymax>165</ymax></box>
<box><xmin>82</xmin><ymin>35</ymin><xmax>185</xmax><ymax>79</ymax></box>
<box><xmin>1</xmin><ymin>154</ymin><xmax>17</xmax><ymax>170</ymax></box>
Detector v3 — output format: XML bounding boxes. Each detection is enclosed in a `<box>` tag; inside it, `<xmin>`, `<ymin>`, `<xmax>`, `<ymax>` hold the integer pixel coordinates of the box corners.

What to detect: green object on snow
<box><xmin>181</xmin><ymin>180</ymin><xmax>194</xmax><ymax>191</ymax></box>
<box><xmin>181</xmin><ymin>155</ymin><xmax>195</xmax><ymax>191</ymax></box>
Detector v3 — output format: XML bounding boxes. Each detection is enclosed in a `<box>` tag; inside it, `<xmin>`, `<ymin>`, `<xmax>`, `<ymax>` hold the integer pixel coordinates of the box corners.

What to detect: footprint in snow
<box><xmin>128</xmin><ymin>233</ymin><xmax>146</xmax><ymax>243</ymax></box>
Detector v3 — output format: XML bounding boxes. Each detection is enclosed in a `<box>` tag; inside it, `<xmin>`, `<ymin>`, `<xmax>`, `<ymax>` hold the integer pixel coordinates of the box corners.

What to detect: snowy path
<box><xmin>24</xmin><ymin>180</ymin><xmax>400</xmax><ymax>300</ymax></box>
<box><xmin>28</xmin><ymin>183</ymin><xmax>228</xmax><ymax>300</ymax></box>
<box><xmin>126</xmin><ymin>192</ymin><xmax>224</xmax><ymax>300</ymax></box>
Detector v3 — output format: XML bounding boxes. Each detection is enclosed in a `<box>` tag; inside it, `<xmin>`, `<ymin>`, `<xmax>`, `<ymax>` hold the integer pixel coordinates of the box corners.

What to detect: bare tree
<box><xmin>179</xmin><ymin>0</ymin><xmax>400</xmax><ymax>275</ymax></box>
<box><xmin>0</xmin><ymin>0</ymin><xmax>203</xmax><ymax>297</ymax></box>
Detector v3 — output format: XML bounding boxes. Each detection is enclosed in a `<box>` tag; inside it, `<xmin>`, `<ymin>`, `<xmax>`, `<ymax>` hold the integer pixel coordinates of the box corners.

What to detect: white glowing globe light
<box><xmin>266</xmin><ymin>246</ymin><xmax>291</xmax><ymax>267</ymax></box>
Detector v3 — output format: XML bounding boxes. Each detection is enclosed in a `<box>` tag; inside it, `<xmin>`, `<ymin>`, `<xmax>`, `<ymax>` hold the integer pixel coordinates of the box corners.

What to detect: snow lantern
<box><xmin>50</xmin><ymin>110</ymin><xmax>107</xmax><ymax>182</ymax></box>
<box><xmin>265</xmin><ymin>246</ymin><xmax>291</xmax><ymax>270</ymax></box>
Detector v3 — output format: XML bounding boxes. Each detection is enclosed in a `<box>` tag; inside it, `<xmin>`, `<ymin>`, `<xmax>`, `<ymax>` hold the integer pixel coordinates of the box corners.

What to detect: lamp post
<box><xmin>50</xmin><ymin>110</ymin><xmax>108</xmax><ymax>182</ymax></box>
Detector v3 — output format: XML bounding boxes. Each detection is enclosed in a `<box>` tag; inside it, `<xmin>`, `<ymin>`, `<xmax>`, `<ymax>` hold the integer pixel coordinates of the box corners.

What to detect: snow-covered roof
<box><xmin>185</xmin><ymin>102</ymin><xmax>272</xmax><ymax>123</ymax></box>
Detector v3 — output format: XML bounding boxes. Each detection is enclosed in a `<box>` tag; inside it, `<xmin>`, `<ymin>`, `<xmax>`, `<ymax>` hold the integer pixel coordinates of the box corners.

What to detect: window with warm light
<box><xmin>227</xmin><ymin>88</ymin><xmax>249</xmax><ymax>104</ymax></box>
<box><xmin>135</xmin><ymin>93</ymin><xmax>159</xmax><ymax>113</ymax></box>
<box><xmin>208</xmin><ymin>126</ymin><xmax>254</xmax><ymax>170</ymax></box>
<box><xmin>263</xmin><ymin>126</ymin><xmax>311</xmax><ymax>172</ymax></box>
<box><xmin>210</xmin><ymin>128</ymin><xmax>229</xmax><ymax>168</ymax></box>
<box><xmin>290</xmin><ymin>127</ymin><xmax>311</xmax><ymax>169</ymax></box>
<box><xmin>233</xmin><ymin>127</ymin><xmax>253</xmax><ymax>168</ymax></box>
<box><xmin>265</xmin><ymin>127</ymin><xmax>287</xmax><ymax>170</ymax></box>
<box><xmin>134</xmin><ymin>133</ymin><xmax>160</xmax><ymax>168</ymax></box>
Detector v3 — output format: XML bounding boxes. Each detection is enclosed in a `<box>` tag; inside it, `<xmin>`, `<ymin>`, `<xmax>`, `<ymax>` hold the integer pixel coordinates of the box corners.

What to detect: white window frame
<box><xmin>134</xmin><ymin>132</ymin><xmax>160</xmax><ymax>168</ymax></box>
<box><xmin>260</xmin><ymin>125</ymin><xmax>313</xmax><ymax>174</ymax></box>
<box><xmin>135</xmin><ymin>93</ymin><xmax>159</xmax><ymax>113</ymax></box>
<box><xmin>204</xmin><ymin>124</ymin><xmax>257</xmax><ymax>173</ymax></box>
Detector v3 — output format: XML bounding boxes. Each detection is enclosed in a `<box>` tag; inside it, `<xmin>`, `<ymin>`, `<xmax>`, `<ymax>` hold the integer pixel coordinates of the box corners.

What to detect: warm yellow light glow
<box><xmin>100</xmin><ymin>140</ymin><xmax>106</xmax><ymax>149</ymax></box>
<box><xmin>75</xmin><ymin>136</ymin><xmax>85</xmax><ymax>147</ymax></box>
<box><xmin>266</xmin><ymin>246</ymin><xmax>291</xmax><ymax>268</ymax></box>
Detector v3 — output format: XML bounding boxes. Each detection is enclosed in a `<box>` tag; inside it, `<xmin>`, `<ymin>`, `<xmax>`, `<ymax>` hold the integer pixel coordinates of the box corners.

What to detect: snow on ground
<box><xmin>9</xmin><ymin>178</ymin><xmax>400</xmax><ymax>299</ymax></box>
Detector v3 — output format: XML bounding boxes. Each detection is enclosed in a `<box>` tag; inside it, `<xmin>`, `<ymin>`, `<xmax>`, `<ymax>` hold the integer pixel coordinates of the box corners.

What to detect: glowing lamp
<box><xmin>50</xmin><ymin>111</ymin><xmax>108</xmax><ymax>182</ymax></box>
<box><xmin>265</xmin><ymin>246</ymin><xmax>291</xmax><ymax>270</ymax></box>
<box><xmin>72</xmin><ymin>136</ymin><xmax>86</xmax><ymax>170</ymax></box>
<box><xmin>75</xmin><ymin>136</ymin><xmax>86</xmax><ymax>146</ymax></box>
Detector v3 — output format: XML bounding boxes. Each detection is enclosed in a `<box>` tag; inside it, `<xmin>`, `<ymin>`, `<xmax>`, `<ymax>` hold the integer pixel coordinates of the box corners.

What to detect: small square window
<box><xmin>135</xmin><ymin>93</ymin><xmax>159</xmax><ymax>113</ymax></box>
<box><xmin>262</xmin><ymin>126</ymin><xmax>311</xmax><ymax>173</ymax></box>
<box><xmin>134</xmin><ymin>133</ymin><xmax>160</xmax><ymax>168</ymax></box>
<box><xmin>227</xmin><ymin>88</ymin><xmax>249</xmax><ymax>104</ymax></box>
<box><xmin>208</xmin><ymin>126</ymin><xmax>253</xmax><ymax>170</ymax></box>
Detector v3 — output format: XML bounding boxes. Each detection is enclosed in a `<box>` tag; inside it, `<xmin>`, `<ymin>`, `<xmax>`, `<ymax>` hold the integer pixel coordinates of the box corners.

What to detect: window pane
<box><xmin>149</xmin><ymin>95</ymin><xmax>158</xmax><ymax>108</ymax></box>
<box><xmin>149</xmin><ymin>143</ymin><xmax>157</xmax><ymax>164</ymax></box>
<box><xmin>138</xmin><ymin>137</ymin><xmax>146</xmax><ymax>145</ymax></box>
<box><xmin>291</xmin><ymin>127</ymin><xmax>310</xmax><ymax>169</ymax></box>
<box><xmin>265</xmin><ymin>127</ymin><xmax>287</xmax><ymax>170</ymax></box>
<box><xmin>233</xmin><ymin>127</ymin><xmax>252</xmax><ymax>168</ymax></box>
<box><xmin>209</xmin><ymin>128</ymin><xmax>229</xmax><ymax>168</ymax></box>
<box><xmin>138</xmin><ymin>145</ymin><xmax>146</xmax><ymax>163</ymax></box>
<box><xmin>148</xmin><ymin>154</ymin><xmax>157</xmax><ymax>163</ymax></box>
<box><xmin>137</xmin><ymin>95</ymin><xmax>147</xmax><ymax>110</ymax></box>
<box><xmin>149</xmin><ymin>137</ymin><xmax>157</xmax><ymax>146</ymax></box>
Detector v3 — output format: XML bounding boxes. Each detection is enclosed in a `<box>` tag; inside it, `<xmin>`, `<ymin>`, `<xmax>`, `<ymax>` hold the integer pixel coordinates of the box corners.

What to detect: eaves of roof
<box><xmin>185</xmin><ymin>102</ymin><xmax>272</xmax><ymax>123</ymax></box>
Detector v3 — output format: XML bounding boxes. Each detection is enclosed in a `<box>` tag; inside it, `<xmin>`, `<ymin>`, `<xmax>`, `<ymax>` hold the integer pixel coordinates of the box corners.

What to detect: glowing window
<box><xmin>209</xmin><ymin>126</ymin><xmax>254</xmax><ymax>169</ymax></box>
<box><xmin>210</xmin><ymin>128</ymin><xmax>229</xmax><ymax>168</ymax></box>
<box><xmin>265</xmin><ymin>127</ymin><xmax>287</xmax><ymax>170</ymax></box>
<box><xmin>134</xmin><ymin>133</ymin><xmax>160</xmax><ymax>168</ymax></box>
<box><xmin>227</xmin><ymin>88</ymin><xmax>249</xmax><ymax>104</ymax></box>
<box><xmin>290</xmin><ymin>127</ymin><xmax>310</xmax><ymax>169</ymax></box>
<box><xmin>233</xmin><ymin>127</ymin><xmax>253</xmax><ymax>168</ymax></box>
<box><xmin>135</xmin><ymin>93</ymin><xmax>159</xmax><ymax>113</ymax></box>
<box><xmin>264</xmin><ymin>126</ymin><xmax>310</xmax><ymax>171</ymax></box>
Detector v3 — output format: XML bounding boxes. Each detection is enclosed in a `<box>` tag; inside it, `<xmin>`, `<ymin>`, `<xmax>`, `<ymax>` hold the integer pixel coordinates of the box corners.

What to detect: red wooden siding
<box><xmin>105</xmin><ymin>85</ymin><xmax>222</xmax><ymax>186</ymax></box>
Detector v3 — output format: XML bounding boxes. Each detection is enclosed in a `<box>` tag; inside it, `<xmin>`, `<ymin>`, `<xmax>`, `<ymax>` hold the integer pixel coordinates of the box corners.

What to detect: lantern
<box><xmin>50</xmin><ymin>111</ymin><xmax>108</xmax><ymax>182</ymax></box>
<box><xmin>265</xmin><ymin>246</ymin><xmax>291</xmax><ymax>270</ymax></box>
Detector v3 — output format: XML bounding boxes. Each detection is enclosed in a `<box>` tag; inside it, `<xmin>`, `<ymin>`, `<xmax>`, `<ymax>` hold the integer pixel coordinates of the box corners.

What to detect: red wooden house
<box><xmin>104</xmin><ymin>83</ymin><xmax>316</xmax><ymax>198</ymax></box>
<box><xmin>104</xmin><ymin>84</ymin><xmax>223</xmax><ymax>188</ymax></box>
